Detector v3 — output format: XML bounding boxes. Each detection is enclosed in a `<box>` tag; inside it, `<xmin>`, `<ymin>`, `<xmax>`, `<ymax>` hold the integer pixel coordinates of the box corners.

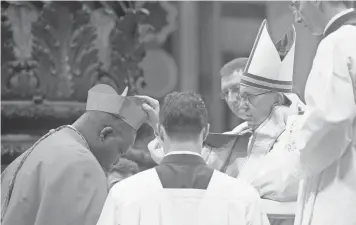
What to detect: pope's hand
<box><xmin>135</xmin><ymin>95</ymin><xmax>160</xmax><ymax>133</ymax></box>
<box><xmin>252</xmin><ymin>175</ymin><xmax>279</xmax><ymax>198</ymax></box>
<box><xmin>251</xmin><ymin>154</ymin><xmax>299</xmax><ymax>201</ymax></box>
<box><xmin>252</xmin><ymin>172</ymin><xmax>298</xmax><ymax>202</ymax></box>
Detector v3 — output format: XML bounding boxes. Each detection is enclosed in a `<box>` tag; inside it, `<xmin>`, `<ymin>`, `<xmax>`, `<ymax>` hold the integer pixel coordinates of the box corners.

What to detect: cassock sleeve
<box><xmin>96</xmin><ymin>188</ymin><xmax>118</xmax><ymax>225</ymax></box>
<box><xmin>252</xmin><ymin>37</ymin><xmax>356</xmax><ymax>195</ymax></box>
<box><xmin>34</xmin><ymin>149</ymin><xmax>108</xmax><ymax>225</ymax></box>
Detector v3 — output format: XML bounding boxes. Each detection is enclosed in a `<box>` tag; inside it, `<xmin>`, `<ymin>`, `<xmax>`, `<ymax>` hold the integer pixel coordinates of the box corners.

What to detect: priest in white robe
<box><xmin>96</xmin><ymin>92</ymin><xmax>270</xmax><ymax>225</ymax></box>
<box><xmin>252</xmin><ymin>2</ymin><xmax>356</xmax><ymax>225</ymax></box>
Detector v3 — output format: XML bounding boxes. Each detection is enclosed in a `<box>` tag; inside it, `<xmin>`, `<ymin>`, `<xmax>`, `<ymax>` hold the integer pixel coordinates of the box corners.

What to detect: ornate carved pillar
<box><xmin>137</xmin><ymin>1</ymin><xmax>178</xmax><ymax>99</ymax></box>
<box><xmin>1</xmin><ymin>1</ymin><xmax>151</xmax><ymax>170</ymax></box>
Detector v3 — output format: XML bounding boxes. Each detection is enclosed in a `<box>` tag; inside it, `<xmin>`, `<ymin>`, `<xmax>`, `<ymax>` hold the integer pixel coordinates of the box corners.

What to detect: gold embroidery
<box><xmin>286</xmin><ymin>116</ymin><xmax>300</xmax><ymax>152</ymax></box>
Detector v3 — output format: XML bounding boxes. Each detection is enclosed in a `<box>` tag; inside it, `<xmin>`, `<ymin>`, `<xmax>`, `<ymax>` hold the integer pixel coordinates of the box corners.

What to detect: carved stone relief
<box><xmin>135</xmin><ymin>1</ymin><xmax>178</xmax><ymax>98</ymax></box>
<box><xmin>1</xmin><ymin>2</ymin><xmax>39</xmax><ymax>100</ymax></box>
<box><xmin>1</xmin><ymin>1</ymin><xmax>150</xmax><ymax>110</ymax></box>
<box><xmin>1</xmin><ymin>1</ymin><xmax>152</xmax><ymax>166</ymax></box>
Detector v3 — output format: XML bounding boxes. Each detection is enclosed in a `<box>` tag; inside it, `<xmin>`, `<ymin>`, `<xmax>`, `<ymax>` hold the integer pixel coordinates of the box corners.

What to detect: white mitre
<box><xmin>242</xmin><ymin>19</ymin><xmax>296</xmax><ymax>93</ymax></box>
<box><xmin>86</xmin><ymin>84</ymin><xmax>147</xmax><ymax>130</ymax></box>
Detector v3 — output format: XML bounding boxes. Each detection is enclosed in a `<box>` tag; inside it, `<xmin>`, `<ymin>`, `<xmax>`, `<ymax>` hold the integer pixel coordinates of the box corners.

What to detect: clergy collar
<box><xmin>165</xmin><ymin>150</ymin><xmax>202</xmax><ymax>157</ymax></box>
<box><xmin>161</xmin><ymin>152</ymin><xmax>205</xmax><ymax>165</ymax></box>
<box><xmin>324</xmin><ymin>8</ymin><xmax>356</xmax><ymax>37</ymax></box>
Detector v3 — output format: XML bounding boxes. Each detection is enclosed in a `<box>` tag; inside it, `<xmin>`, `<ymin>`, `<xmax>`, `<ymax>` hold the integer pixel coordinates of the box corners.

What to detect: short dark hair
<box><xmin>220</xmin><ymin>57</ymin><xmax>248</xmax><ymax>77</ymax></box>
<box><xmin>159</xmin><ymin>92</ymin><xmax>208</xmax><ymax>139</ymax></box>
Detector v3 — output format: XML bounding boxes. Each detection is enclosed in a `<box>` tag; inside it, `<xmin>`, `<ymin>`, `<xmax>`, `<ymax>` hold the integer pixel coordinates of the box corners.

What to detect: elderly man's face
<box><xmin>220</xmin><ymin>70</ymin><xmax>248</xmax><ymax>120</ymax></box>
<box><xmin>290</xmin><ymin>0</ymin><xmax>324</xmax><ymax>35</ymax></box>
<box><xmin>239</xmin><ymin>85</ymin><xmax>277</xmax><ymax>129</ymax></box>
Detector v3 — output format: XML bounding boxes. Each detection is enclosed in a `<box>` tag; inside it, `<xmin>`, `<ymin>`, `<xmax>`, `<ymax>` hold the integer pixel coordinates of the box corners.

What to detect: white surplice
<box><xmin>96</xmin><ymin>168</ymin><xmax>269</xmax><ymax>225</ymax></box>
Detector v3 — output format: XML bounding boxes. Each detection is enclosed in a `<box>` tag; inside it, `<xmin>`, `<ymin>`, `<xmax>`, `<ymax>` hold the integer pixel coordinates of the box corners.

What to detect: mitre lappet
<box><xmin>86</xmin><ymin>84</ymin><xmax>147</xmax><ymax>130</ymax></box>
<box><xmin>242</xmin><ymin>19</ymin><xmax>296</xmax><ymax>94</ymax></box>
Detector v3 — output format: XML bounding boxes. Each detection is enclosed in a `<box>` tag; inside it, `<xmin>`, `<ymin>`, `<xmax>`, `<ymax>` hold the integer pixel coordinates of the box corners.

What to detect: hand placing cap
<box><xmin>134</xmin><ymin>95</ymin><xmax>160</xmax><ymax>133</ymax></box>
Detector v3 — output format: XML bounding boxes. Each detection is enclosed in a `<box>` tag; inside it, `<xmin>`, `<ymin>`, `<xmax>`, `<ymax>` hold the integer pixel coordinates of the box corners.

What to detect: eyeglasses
<box><xmin>240</xmin><ymin>90</ymin><xmax>272</xmax><ymax>104</ymax></box>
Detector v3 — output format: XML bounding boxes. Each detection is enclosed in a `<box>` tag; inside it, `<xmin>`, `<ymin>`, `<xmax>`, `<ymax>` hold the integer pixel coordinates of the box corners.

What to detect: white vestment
<box><xmin>294</xmin><ymin>22</ymin><xmax>356</xmax><ymax>225</ymax></box>
<box><xmin>96</xmin><ymin>168</ymin><xmax>270</xmax><ymax>225</ymax></box>
<box><xmin>252</xmin><ymin>12</ymin><xmax>356</xmax><ymax>225</ymax></box>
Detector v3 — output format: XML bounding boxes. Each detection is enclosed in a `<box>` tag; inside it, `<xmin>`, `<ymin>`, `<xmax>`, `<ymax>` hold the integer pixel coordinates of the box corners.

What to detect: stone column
<box><xmin>178</xmin><ymin>1</ymin><xmax>199</xmax><ymax>93</ymax></box>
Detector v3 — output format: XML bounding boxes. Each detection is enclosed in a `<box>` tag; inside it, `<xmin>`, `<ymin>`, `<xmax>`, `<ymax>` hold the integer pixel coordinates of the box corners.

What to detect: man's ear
<box><xmin>100</xmin><ymin>127</ymin><xmax>114</xmax><ymax>142</ymax></box>
<box><xmin>203</xmin><ymin>124</ymin><xmax>210</xmax><ymax>141</ymax></box>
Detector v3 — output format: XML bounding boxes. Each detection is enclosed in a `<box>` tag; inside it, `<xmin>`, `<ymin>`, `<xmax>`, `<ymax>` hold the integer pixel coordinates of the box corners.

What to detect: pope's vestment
<box><xmin>252</xmin><ymin>9</ymin><xmax>356</xmax><ymax>225</ymax></box>
<box><xmin>96</xmin><ymin>153</ymin><xmax>270</xmax><ymax>225</ymax></box>
<box><xmin>1</xmin><ymin>127</ymin><xmax>108</xmax><ymax>225</ymax></box>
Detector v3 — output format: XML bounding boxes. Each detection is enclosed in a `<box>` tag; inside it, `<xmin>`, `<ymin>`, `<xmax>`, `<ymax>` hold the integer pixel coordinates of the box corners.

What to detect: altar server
<box><xmin>1</xmin><ymin>84</ymin><xmax>147</xmax><ymax>225</ymax></box>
